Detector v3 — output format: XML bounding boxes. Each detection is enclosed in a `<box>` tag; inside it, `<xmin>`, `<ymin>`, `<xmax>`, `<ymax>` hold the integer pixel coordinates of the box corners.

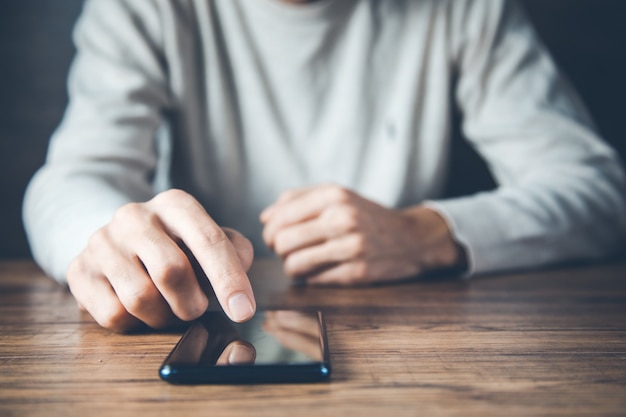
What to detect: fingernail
<box><xmin>228</xmin><ymin>344</ymin><xmax>255</xmax><ymax>365</ymax></box>
<box><xmin>228</xmin><ymin>293</ymin><xmax>255</xmax><ymax>322</ymax></box>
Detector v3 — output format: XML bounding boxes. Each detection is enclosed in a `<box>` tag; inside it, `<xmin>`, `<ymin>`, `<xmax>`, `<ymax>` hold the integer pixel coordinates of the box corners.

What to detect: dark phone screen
<box><xmin>160</xmin><ymin>310</ymin><xmax>330</xmax><ymax>384</ymax></box>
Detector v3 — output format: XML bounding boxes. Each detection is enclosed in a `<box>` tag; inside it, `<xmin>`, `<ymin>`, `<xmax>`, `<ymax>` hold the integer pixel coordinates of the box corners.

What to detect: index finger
<box><xmin>150</xmin><ymin>191</ymin><xmax>256</xmax><ymax>323</ymax></box>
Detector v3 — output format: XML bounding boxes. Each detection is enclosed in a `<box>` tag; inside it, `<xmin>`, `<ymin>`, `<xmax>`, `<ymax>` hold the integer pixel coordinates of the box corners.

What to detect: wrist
<box><xmin>401</xmin><ymin>205</ymin><xmax>467</xmax><ymax>273</ymax></box>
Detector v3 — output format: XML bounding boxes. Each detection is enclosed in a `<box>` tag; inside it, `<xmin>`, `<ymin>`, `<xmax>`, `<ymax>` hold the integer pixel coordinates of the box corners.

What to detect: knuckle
<box><xmin>152</xmin><ymin>188</ymin><xmax>191</xmax><ymax>206</ymax></box>
<box><xmin>348</xmin><ymin>234</ymin><xmax>368</xmax><ymax>258</ymax></box>
<box><xmin>66</xmin><ymin>256</ymin><xmax>87</xmax><ymax>284</ymax></box>
<box><xmin>98</xmin><ymin>305</ymin><xmax>135</xmax><ymax>333</ymax></box>
<box><xmin>193</xmin><ymin>227</ymin><xmax>229</xmax><ymax>250</ymax></box>
<box><xmin>347</xmin><ymin>261</ymin><xmax>369</xmax><ymax>283</ymax></box>
<box><xmin>140</xmin><ymin>223</ymin><xmax>168</xmax><ymax>247</ymax></box>
<box><xmin>120</xmin><ymin>286</ymin><xmax>158</xmax><ymax>317</ymax></box>
<box><xmin>86</xmin><ymin>227</ymin><xmax>113</xmax><ymax>251</ymax></box>
<box><xmin>262</xmin><ymin>227</ymin><xmax>274</xmax><ymax>246</ymax></box>
<box><xmin>83</xmin><ymin>226</ymin><xmax>115</xmax><ymax>258</ymax></box>
<box><xmin>278</xmin><ymin>189</ymin><xmax>298</xmax><ymax>202</ymax></box>
<box><xmin>111</xmin><ymin>205</ymin><xmax>164</xmax><ymax>242</ymax></box>
<box><xmin>327</xmin><ymin>185</ymin><xmax>352</xmax><ymax>204</ymax></box>
<box><xmin>325</xmin><ymin>205</ymin><xmax>360</xmax><ymax>233</ymax></box>
<box><xmin>339</xmin><ymin>206</ymin><xmax>360</xmax><ymax>230</ymax></box>
<box><xmin>283</xmin><ymin>261</ymin><xmax>299</xmax><ymax>278</ymax></box>
<box><xmin>112</xmin><ymin>202</ymin><xmax>145</xmax><ymax>223</ymax></box>
<box><xmin>108</xmin><ymin>262</ymin><xmax>133</xmax><ymax>286</ymax></box>
<box><xmin>283</xmin><ymin>255</ymin><xmax>303</xmax><ymax>277</ymax></box>
<box><xmin>150</xmin><ymin>258</ymin><xmax>193</xmax><ymax>290</ymax></box>
<box><xmin>273</xmin><ymin>231</ymin><xmax>291</xmax><ymax>256</ymax></box>
<box><xmin>215</xmin><ymin>267</ymin><xmax>245</xmax><ymax>292</ymax></box>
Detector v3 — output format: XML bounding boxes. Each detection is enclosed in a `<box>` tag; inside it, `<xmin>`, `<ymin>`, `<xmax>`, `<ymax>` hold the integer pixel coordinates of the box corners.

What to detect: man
<box><xmin>23</xmin><ymin>0</ymin><xmax>626</xmax><ymax>332</ymax></box>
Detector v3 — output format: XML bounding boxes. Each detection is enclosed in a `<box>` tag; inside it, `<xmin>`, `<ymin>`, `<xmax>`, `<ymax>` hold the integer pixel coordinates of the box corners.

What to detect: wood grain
<box><xmin>1</xmin><ymin>259</ymin><xmax>625</xmax><ymax>417</ymax></box>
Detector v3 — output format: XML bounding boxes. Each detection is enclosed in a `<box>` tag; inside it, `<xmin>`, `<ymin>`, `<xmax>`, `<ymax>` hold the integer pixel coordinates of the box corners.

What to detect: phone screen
<box><xmin>159</xmin><ymin>310</ymin><xmax>331</xmax><ymax>384</ymax></box>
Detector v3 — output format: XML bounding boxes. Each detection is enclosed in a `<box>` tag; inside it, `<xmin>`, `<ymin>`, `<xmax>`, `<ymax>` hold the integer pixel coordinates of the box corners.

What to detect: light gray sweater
<box><xmin>24</xmin><ymin>0</ymin><xmax>626</xmax><ymax>281</ymax></box>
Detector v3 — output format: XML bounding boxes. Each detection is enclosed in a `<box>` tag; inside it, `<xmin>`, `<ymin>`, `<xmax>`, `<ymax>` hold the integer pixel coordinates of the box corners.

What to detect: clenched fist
<box><xmin>261</xmin><ymin>184</ymin><xmax>465</xmax><ymax>285</ymax></box>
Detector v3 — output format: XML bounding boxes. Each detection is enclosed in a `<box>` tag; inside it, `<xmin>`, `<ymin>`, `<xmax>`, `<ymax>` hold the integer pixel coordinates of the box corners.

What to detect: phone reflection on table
<box><xmin>261</xmin><ymin>310</ymin><xmax>324</xmax><ymax>361</ymax></box>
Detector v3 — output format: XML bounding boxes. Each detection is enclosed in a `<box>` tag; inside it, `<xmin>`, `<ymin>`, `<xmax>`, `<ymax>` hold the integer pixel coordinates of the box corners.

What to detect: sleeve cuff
<box><xmin>422</xmin><ymin>194</ymin><xmax>509</xmax><ymax>278</ymax></box>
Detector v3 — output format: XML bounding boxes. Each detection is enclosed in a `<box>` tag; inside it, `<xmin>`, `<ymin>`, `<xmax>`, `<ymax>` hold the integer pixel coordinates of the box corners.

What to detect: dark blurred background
<box><xmin>1</xmin><ymin>1</ymin><xmax>625</xmax><ymax>259</ymax></box>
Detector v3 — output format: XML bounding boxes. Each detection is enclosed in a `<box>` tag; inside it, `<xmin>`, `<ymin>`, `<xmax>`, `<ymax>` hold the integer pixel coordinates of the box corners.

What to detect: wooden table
<box><xmin>1</xmin><ymin>259</ymin><xmax>625</xmax><ymax>416</ymax></box>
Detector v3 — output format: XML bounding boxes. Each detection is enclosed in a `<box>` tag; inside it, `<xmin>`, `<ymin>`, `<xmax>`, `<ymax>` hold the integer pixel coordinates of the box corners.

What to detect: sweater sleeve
<box><xmin>23</xmin><ymin>0</ymin><xmax>171</xmax><ymax>282</ymax></box>
<box><xmin>426</xmin><ymin>0</ymin><xmax>626</xmax><ymax>275</ymax></box>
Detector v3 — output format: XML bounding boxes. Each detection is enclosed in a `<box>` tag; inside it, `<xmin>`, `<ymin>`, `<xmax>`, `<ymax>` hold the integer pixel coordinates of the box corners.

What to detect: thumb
<box><xmin>223</xmin><ymin>227</ymin><xmax>254</xmax><ymax>271</ymax></box>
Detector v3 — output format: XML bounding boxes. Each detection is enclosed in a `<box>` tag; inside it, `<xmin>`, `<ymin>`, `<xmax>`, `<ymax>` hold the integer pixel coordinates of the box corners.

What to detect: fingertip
<box><xmin>259</xmin><ymin>206</ymin><xmax>274</xmax><ymax>223</ymax></box>
<box><xmin>227</xmin><ymin>292</ymin><xmax>256</xmax><ymax>323</ymax></box>
<box><xmin>261</xmin><ymin>227</ymin><xmax>275</xmax><ymax>251</ymax></box>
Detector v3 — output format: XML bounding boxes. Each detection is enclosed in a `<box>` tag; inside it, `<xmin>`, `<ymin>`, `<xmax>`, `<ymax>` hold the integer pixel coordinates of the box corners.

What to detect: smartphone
<box><xmin>159</xmin><ymin>309</ymin><xmax>331</xmax><ymax>384</ymax></box>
